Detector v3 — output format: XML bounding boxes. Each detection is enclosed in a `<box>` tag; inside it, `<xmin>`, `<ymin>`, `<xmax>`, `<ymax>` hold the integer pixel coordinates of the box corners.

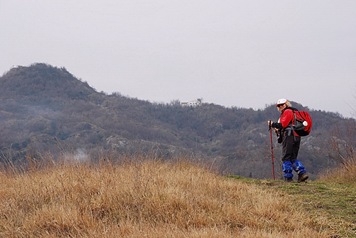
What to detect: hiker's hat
<box><xmin>276</xmin><ymin>98</ymin><xmax>287</xmax><ymax>106</ymax></box>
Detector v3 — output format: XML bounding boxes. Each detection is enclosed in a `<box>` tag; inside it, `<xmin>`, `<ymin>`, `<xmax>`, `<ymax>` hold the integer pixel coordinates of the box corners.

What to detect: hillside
<box><xmin>0</xmin><ymin>158</ymin><xmax>354</xmax><ymax>237</ymax></box>
<box><xmin>0</xmin><ymin>63</ymin><xmax>355</xmax><ymax>179</ymax></box>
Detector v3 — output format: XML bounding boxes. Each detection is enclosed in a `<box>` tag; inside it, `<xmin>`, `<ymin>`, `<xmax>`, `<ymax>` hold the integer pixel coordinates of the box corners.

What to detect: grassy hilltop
<box><xmin>0</xmin><ymin>156</ymin><xmax>355</xmax><ymax>238</ymax></box>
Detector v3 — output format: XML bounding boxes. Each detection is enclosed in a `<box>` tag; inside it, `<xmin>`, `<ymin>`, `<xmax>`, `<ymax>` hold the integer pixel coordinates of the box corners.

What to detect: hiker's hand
<box><xmin>267</xmin><ymin>120</ymin><xmax>273</xmax><ymax>127</ymax></box>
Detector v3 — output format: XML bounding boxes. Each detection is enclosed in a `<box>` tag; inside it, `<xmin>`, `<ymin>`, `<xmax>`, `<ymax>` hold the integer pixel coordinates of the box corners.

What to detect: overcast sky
<box><xmin>1</xmin><ymin>0</ymin><xmax>355</xmax><ymax>118</ymax></box>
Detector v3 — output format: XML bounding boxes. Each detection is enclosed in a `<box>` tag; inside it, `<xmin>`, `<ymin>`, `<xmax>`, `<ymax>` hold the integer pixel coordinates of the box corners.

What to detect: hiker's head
<box><xmin>276</xmin><ymin>98</ymin><xmax>292</xmax><ymax>112</ymax></box>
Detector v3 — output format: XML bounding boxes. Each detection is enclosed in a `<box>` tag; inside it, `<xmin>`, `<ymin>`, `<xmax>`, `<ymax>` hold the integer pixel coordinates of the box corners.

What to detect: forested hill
<box><xmin>0</xmin><ymin>63</ymin><xmax>354</xmax><ymax>178</ymax></box>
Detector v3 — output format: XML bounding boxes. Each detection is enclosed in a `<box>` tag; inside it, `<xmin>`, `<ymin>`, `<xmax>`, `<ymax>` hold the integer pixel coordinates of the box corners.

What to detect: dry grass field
<box><xmin>0</xmin><ymin>156</ymin><xmax>353</xmax><ymax>238</ymax></box>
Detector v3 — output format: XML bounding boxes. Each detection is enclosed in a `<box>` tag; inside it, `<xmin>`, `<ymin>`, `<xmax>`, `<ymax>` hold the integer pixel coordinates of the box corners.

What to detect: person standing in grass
<box><xmin>268</xmin><ymin>98</ymin><xmax>309</xmax><ymax>182</ymax></box>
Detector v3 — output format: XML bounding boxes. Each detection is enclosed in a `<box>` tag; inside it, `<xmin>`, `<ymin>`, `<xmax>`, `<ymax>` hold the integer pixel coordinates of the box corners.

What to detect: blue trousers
<box><xmin>282</xmin><ymin>160</ymin><xmax>306</xmax><ymax>179</ymax></box>
<box><xmin>281</xmin><ymin>131</ymin><xmax>306</xmax><ymax>179</ymax></box>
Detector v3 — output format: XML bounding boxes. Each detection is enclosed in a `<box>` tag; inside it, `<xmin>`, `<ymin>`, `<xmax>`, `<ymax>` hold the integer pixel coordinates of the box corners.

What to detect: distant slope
<box><xmin>0</xmin><ymin>63</ymin><xmax>95</xmax><ymax>99</ymax></box>
<box><xmin>0</xmin><ymin>63</ymin><xmax>355</xmax><ymax>179</ymax></box>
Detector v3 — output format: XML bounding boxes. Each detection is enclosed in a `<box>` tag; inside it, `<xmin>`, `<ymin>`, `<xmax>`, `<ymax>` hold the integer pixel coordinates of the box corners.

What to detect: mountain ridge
<box><xmin>0</xmin><ymin>63</ymin><xmax>354</xmax><ymax>179</ymax></box>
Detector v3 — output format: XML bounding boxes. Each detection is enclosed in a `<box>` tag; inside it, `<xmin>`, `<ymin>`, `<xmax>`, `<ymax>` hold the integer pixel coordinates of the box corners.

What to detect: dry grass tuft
<box><xmin>0</xmin><ymin>158</ymin><xmax>331</xmax><ymax>237</ymax></box>
<box><xmin>320</xmin><ymin>156</ymin><xmax>356</xmax><ymax>183</ymax></box>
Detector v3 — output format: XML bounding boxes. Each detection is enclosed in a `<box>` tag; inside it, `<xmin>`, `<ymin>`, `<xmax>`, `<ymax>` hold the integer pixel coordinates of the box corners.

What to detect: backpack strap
<box><xmin>287</xmin><ymin>107</ymin><xmax>298</xmax><ymax>127</ymax></box>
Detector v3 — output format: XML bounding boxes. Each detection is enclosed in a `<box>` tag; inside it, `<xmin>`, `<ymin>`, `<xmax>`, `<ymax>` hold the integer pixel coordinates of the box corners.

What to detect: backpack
<box><xmin>291</xmin><ymin>109</ymin><xmax>312</xmax><ymax>136</ymax></box>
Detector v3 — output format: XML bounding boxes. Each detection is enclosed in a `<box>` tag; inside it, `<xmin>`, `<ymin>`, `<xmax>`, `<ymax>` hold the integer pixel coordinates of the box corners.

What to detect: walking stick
<box><xmin>269</xmin><ymin>125</ymin><xmax>276</xmax><ymax>180</ymax></box>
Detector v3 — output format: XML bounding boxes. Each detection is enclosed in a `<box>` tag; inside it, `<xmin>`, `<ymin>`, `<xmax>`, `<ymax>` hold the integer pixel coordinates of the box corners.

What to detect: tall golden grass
<box><xmin>321</xmin><ymin>156</ymin><xmax>356</xmax><ymax>183</ymax></box>
<box><xmin>0</xmin><ymin>157</ymin><xmax>331</xmax><ymax>237</ymax></box>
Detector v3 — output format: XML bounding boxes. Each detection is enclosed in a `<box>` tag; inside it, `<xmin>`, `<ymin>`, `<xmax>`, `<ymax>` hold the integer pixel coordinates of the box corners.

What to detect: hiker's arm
<box><xmin>279</xmin><ymin>109</ymin><xmax>294</xmax><ymax>128</ymax></box>
<box><xmin>268</xmin><ymin>110</ymin><xmax>294</xmax><ymax>129</ymax></box>
<box><xmin>270</xmin><ymin>122</ymin><xmax>283</xmax><ymax>130</ymax></box>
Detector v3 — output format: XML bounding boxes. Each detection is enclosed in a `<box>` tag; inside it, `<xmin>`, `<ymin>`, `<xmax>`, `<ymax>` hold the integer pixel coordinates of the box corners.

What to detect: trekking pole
<box><xmin>269</xmin><ymin>125</ymin><xmax>276</xmax><ymax>180</ymax></box>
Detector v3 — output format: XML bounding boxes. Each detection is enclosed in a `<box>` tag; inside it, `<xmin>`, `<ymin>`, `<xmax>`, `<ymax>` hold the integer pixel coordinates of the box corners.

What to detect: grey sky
<box><xmin>1</xmin><ymin>0</ymin><xmax>355</xmax><ymax>118</ymax></box>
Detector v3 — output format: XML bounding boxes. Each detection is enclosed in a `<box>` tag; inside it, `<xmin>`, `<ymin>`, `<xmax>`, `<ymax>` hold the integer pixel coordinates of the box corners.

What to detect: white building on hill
<box><xmin>180</xmin><ymin>98</ymin><xmax>203</xmax><ymax>107</ymax></box>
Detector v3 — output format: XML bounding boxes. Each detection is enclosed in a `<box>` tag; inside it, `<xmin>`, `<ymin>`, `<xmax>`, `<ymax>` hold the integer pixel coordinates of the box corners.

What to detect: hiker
<box><xmin>267</xmin><ymin>99</ymin><xmax>309</xmax><ymax>182</ymax></box>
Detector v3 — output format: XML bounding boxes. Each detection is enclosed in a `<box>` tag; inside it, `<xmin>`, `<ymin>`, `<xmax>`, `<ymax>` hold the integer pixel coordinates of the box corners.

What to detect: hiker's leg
<box><xmin>282</xmin><ymin>132</ymin><xmax>295</xmax><ymax>180</ymax></box>
<box><xmin>282</xmin><ymin>160</ymin><xmax>293</xmax><ymax>180</ymax></box>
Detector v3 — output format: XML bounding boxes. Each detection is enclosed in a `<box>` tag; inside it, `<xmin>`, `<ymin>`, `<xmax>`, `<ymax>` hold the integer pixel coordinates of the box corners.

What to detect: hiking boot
<box><xmin>298</xmin><ymin>173</ymin><xmax>309</xmax><ymax>183</ymax></box>
<box><xmin>284</xmin><ymin>177</ymin><xmax>293</xmax><ymax>182</ymax></box>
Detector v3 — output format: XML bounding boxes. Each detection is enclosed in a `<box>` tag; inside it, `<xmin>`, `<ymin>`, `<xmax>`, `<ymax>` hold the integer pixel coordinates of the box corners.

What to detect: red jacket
<box><xmin>278</xmin><ymin>108</ymin><xmax>299</xmax><ymax>136</ymax></box>
<box><xmin>279</xmin><ymin>108</ymin><xmax>293</xmax><ymax>128</ymax></box>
